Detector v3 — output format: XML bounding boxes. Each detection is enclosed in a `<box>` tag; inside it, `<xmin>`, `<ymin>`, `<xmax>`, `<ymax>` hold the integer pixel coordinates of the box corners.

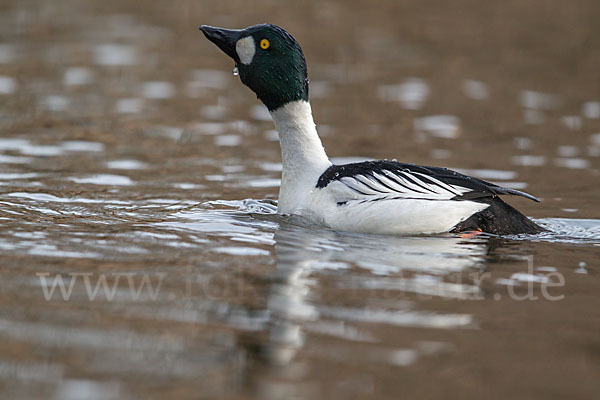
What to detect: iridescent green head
<box><xmin>200</xmin><ymin>23</ymin><xmax>309</xmax><ymax>111</ymax></box>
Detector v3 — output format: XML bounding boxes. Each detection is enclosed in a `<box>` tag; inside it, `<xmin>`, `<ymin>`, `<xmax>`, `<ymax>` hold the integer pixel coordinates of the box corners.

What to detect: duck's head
<box><xmin>200</xmin><ymin>23</ymin><xmax>308</xmax><ymax>111</ymax></box>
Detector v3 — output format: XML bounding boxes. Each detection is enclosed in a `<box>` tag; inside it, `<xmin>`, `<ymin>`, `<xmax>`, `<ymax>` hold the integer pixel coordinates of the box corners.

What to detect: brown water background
<box><xmin>0</xmin><ymin>0</ymin><xmax>599</xmax><ymax>399</ymax></box>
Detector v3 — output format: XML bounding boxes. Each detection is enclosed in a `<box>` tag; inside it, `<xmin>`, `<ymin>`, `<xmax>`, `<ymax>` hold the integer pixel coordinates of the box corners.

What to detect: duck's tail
<box><xmin>451</xmin><ymin>196</ymin><xmax>545</xmax><ymax>235</ymax></box>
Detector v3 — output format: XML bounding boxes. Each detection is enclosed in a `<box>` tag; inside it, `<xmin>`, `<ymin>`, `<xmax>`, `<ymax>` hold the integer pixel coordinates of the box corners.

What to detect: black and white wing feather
<box><xmin>316</xmin><ymin>161</ymin><xmax>539</xmax><ymax>205</ymax></box>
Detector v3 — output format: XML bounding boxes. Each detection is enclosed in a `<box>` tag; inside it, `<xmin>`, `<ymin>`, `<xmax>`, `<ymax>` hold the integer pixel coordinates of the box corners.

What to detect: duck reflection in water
<box><xmin>240</xmin><ymin>216</ymin><xmax>496</xmax><ymax>397</ymax></box>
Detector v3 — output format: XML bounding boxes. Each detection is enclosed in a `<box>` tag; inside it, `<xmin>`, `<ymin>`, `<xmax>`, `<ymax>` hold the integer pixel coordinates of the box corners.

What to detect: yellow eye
<box><xmin>260</xmin><ymin>39</ymin><xmax>270</xmax><ymax>49</ymax></box>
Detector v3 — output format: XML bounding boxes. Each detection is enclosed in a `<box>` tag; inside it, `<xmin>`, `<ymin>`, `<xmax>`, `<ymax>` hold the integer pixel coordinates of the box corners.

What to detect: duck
<box><xmin>199</xmin><ymin>23</ymin><xmax>544</xmax><ymax>235</ymax></box>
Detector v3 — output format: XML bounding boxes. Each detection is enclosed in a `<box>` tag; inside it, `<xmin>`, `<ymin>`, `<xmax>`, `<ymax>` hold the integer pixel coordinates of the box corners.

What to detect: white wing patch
<box><xmin>236</xmin><ymin>36</ymin><xmax>256</xmax><ymax>65</ymax></box>
<box><xmin>330</xmin><ymin>169</ymin><xmax>473</xmax><ymax>204</ymax></box>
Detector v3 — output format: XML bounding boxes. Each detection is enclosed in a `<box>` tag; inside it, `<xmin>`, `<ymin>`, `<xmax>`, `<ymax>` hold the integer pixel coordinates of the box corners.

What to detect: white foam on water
<box><xmin>0</xmin><ymin>154</ymin><xmax>33</xmax><ymax>164</ymax></box>
<box><xmin>519</xmin><ymin>90</ymin><xmax>561</xmax><ymax>110</ymax></box>
<box><xmin>6</xmin><ymin>192</ymin><xmax>128</xmax><ymax>204</ymax></box>
<box><xmin>173</xmin><ymin>183</ymin><xmax>204</xmax><ymax>190</ymax></box>
<box><xmin>43</xmin><ymin>95</ymin><xmax>69</xmax><ymax>112</ymax></box>
<box><xmin>0</xmin><ymin>360</ymin><xmax>63</xmax><ymax>382</ymax></box>
<box><xmin>511</xmin><ymin>155</ymin><xmax>546</xmax><ymax>166</ymax></box>
<box><xmin>106</xmin><ymin>159</ymin><xmax>147</xmax><ymax>169</ymax></box>
<box><xmin>204</xmin><ymin>175</ymin><xmax>228</xmax><ymax>182</ymax></box>
<box><xmin>0</xmin><ymin>138</ymin><xmax>29</xmax><ymax>151</ymax></box>
<box><xmin>56</xmin><ymin>379</ymin><xmax>120</xmax><ymax>400</ymax></box>
<box><xmin>93</xmin><ymin>44</ymin><xmax>137</xmax><ymax>66</ymax></box>
<box><xmin>557</xmin><ymin>145</ymin><xmax>578</xmax><ymax>157</ymax></box>
<box><xmin>509</xmin><ymin>273</ymin><xmax>550</xmax><ymax>284</ymax></box>
<box><xmin>0</xmin><ymin>173</ymin><xmax>38</xmax><ymax>180</ymax></box>
<box><xmin>245</xmin><ymin>178</ymin><xmax>281</xmax><ymax>188</ymax></box>
<box><xmin>201</xmin><ymin>105</ymin><xmax>227</xmax><ymax>120</ymax></box>
<box><xmin>304</xmin><ymin>320</ymin><xmax>376</xmax><ymax>342</ymax></box>
<box><xmin>61</xmin><ymin>141</ymin><xmax>104</xmax><ymax>152</ymax></box>
<box><xmin>259</xmin><ymin>162</ymin><xmax>283</xmax><ymax>172</ymax></box>
<box><xmin>561</xmin><ymin>115</ymin><xmax>582</xmax><ymax>130</ymax></box>
<box><xmin>214</xmin><ymin>135</ymin><xmax>241</xmax><ymax>147</ymax></box>
<box><xmin>221</xmin><ymin>165</ymin><xmax>245</xmax><ymax>173</ymax></box>
<box><xmin>63</xmin><ymin>67</ymin><xmax>94</xmax><ymax>86</ymax></box>
<box><xmin>513</xmin><ymin>137</ymin><xmax>534</xmax><ymax>150</ymax></box>
<box><xmin>318</xmin><ymin>306</ymin><xmax>473</xmax><ymax>329</ymax></box>
<box><xmin>456</xmin><ymin>169</ymin><xmax>517</xmax><ymax>180</ymax></box>
<box><xmin>213</xmin><ymin>246</ymin><xmax>270</xmax><ymax>256</ymax></box>
<box><xmin>19</xmin><ymin>144</ymin><xmax>64</xmax><ymax>157</ymax></box>
<box><xmin>28</xmin><ymin>244</ymin><xmax>101</xmax><ymax>259</ymax></box>
<box><xmin>0</xmin><ymin>75</ymin><xmax>16</xmax><ymax>94</ymax></box>
<box><xmin>141</xmin><ymin>81</ymin><xmax>175</xmax><ymax>99</ymax></box>
<box><xmin>115</xmin><ymin>98</ymin><xmax>143</xmax><ymax>113</ymax></box>
<box><xmin>0</xmin><ymin>139</ymin><xmax>103</xmax><ymax>157</ymax></box>
<box><xmin>554</xmin><ymin>157</ymin><xmax>590</xmax><ymax>169</ymax></box>
<box><xmin>189</xmin><ymin>69</ymin><xmax>230</xmax><ymax>89</ymax></box>
<box><xmin>378</xmin><ymin>78</ymin><xmax>430</xmax><ymax>110</ymax></box>
<box><xmin>351</xmin><ymin>276</ymin><xmax>480</xmax><ymax>299</ymax></box>
<box><xmin>500</xmin><ymin>182</ymin><xmax>528</xmax><ymax>190</ymax></box>
<box><xmin>414</xmin><ymin>115</ymin><xmax>461</xmax><ymax>139</ymax></box>
<box><xmin>582</xmin><ymin>101</ymin><xmax>600</xmax><ymax>119</ymax></box>
<box><xmin>69</xmin><ymin>174</ymin><xmax>134</xmax><ymax>186</ymax></box>
<box><xmin>191</xmin><ymin>122</ymin><xmax>227</xmax><ymax>135</ymax></box>
<box><xmin>462</xmin><ymin>79</ymin><xmax>489</xmax><ymax>100</ymax></box>
<box><xmin>525</xmin><ymin>218</ymin><xmax>600</xmax><ymax>244</ymax></box>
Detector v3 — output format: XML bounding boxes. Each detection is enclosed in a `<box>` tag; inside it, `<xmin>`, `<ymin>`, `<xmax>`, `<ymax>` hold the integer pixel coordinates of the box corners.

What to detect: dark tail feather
<box><xmin>451</xmin><ymin>197</ymin><xmax>545</xmax><ymax>235</ymax></box>
<box><xmin>502</xmin><ymin>188</ymin><xmax>540</xmax><ymax>202</ymax></box>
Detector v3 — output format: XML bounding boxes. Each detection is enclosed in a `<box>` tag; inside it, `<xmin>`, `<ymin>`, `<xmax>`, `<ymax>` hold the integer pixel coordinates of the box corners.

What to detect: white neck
<box><xmin>270</xmin><ymin>100</ymin><xmax>331</xmax><ymax>213</ymax></box>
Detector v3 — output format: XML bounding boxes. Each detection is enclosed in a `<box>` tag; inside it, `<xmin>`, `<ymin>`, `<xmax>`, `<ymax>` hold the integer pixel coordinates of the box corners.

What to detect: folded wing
<box><xmin>316</xmin><ymin>161</ymin><xmax>539</xmax><ymax>205</ymax></box>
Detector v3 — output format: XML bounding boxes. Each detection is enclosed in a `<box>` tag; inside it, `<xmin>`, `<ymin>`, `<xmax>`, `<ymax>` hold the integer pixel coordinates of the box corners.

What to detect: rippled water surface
<box><xmin>1</xmin><ymin>1</ymin><xmax>599</xmax><ymax>399</ymax></box>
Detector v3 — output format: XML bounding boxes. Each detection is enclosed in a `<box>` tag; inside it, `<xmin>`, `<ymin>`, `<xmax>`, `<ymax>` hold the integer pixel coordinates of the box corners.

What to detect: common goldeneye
<box><xmin>200</xmin><ymin>23</ymin><xmax>543</xmax><ymax>235</ymax></box>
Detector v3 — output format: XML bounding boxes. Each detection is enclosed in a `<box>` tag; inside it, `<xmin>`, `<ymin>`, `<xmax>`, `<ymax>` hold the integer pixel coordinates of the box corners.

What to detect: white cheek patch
<box><xmin>236</xmin><ymin>36</ymin><xmax>256</xmax><ymax>65</ymax></box>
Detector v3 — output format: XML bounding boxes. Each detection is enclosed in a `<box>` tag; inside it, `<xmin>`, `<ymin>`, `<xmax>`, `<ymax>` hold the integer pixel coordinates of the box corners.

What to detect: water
<box><xmin>0</xmin><ymin>1</ymin><xmax>599</xmax><ymax>399</ymax></box>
